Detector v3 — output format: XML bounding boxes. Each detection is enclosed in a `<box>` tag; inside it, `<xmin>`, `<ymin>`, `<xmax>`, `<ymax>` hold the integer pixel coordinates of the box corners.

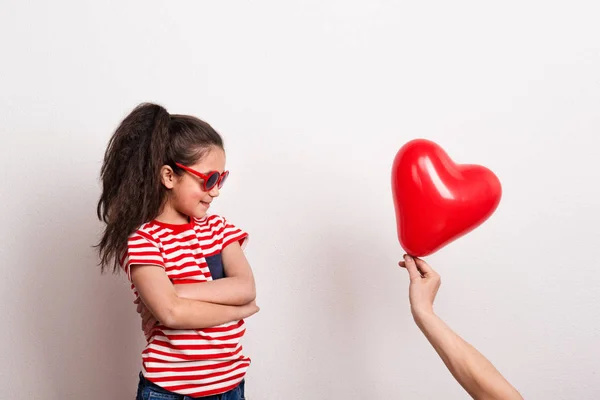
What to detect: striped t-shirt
<box><xmin>121</xmin><ymin>214</ymin><xmax>250</xmax><ymax>397</ymax></box>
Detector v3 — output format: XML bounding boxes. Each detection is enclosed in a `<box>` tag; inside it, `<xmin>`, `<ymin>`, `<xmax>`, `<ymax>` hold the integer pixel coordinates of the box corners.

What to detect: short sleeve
<box><xmin>121</xmin><ymin>230</ymin><xmax>166</xmax><ymax>282</ymax></box>
<box><xmin>221</xmin><ymin>218</ymin><xmax>249</xmax><ymax>251</ymax></box>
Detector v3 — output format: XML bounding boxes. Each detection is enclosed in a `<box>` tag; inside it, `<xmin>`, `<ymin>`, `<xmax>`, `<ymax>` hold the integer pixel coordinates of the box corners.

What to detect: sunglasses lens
<box><xmin>218</xmin><ymin>171</ymin><xmax>229</xmax><ymax>189</ymax></box>
<box><xmin>205</xmin><ymin>172</ymin><xmax>220</xmax><ymax>190</ymax></box>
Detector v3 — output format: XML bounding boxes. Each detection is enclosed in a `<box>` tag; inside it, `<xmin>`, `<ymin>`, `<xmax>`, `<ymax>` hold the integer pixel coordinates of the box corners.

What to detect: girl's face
<box><xmin>161</xmin><ymin>146</ymin><xmax>227</xmax><ymax>223</ymax></box>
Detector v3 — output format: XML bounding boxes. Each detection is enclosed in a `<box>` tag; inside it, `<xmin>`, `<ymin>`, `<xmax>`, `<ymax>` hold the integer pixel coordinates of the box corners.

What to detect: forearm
<box><xmin>164</xmin><ymin>297</ymin><xmax>244</xmax><ymax>329</ymax></box>
<box><xmin>414</xmin><ymin>311</ymin><xmax>523</xmax><ymax>400</ymax></box>
<box><xmin>174</xmin><ymin>277</ymin><xmax>256</xmax><ymax>306</ymax></box>
<box><xmin>131</xmin><ymin>265</ymin><xmax>255</xmax><ymax>331</ymax></box>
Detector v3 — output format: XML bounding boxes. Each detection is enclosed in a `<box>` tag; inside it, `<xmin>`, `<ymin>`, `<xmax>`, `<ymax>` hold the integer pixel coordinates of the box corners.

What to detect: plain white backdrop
<box><xmin>1</xmin><ymin>1</ymin><xmax>599</xmax><ymax>399</ymax></box>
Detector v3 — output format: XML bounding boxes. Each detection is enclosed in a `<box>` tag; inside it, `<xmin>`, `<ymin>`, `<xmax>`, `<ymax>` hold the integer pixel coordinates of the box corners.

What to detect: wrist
<box><xmin>412</xmin><ymin>306</ymin><xmax>436</xmax><ymax>327</ymax></box>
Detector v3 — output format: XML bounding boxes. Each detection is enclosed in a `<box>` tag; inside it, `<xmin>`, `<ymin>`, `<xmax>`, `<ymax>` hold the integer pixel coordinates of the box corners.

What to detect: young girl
<box><xmin>97</xmin><ymin>103</ymin><xmax>259</xmax><ymax>399</ymax></box>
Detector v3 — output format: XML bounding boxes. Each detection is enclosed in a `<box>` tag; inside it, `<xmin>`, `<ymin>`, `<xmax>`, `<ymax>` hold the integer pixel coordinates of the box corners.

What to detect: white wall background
<box><xmin>1</xmin><ymin>1</ymin><xmax>599</xmax><ymax>399</ymax></box>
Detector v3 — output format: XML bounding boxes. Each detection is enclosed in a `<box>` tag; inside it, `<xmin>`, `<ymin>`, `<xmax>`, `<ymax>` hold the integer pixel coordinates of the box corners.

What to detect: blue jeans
<box><xmin>136</xmin><ymin>373</ymin><xmax>246</xmax><ymax>400</ymax></box>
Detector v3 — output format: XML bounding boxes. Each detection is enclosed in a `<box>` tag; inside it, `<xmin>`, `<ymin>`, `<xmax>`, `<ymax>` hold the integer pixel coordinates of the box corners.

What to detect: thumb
<box><xmin>403</xmin><ymin>255</ymin><xmax>422</xmax><ymax>281</ymax></box>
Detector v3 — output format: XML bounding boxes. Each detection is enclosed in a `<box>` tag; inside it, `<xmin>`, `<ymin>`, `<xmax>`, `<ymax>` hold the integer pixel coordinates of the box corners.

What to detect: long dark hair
<box><xmin>96</xmin><ymin>103</ymin><xmax>224</xmax><ymax>273</ymax></box>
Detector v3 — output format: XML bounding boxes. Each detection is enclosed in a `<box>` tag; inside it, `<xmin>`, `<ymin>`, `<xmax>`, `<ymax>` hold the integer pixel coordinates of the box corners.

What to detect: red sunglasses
<box><xmin>175</xmin><ymin>163</ymin><xmax>229</xmax><ymax>191</ymax></box>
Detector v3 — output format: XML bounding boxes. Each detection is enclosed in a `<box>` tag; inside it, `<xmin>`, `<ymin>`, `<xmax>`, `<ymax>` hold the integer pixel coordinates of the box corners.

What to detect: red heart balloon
<box><xmin>391</xmin><ymin>139</ymin><xmax>502</xmax><ymax>257</ymax></box>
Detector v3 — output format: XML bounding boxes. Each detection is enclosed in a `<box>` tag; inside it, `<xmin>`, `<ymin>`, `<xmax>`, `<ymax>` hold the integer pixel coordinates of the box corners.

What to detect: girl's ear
<box><xmin>160</xmin><ymin>165</ymin><xmax>177</xmax><ymax>189</ymax></box>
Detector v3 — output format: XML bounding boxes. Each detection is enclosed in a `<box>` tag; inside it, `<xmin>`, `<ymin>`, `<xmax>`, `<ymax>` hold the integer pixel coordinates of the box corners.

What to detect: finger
<box><xmin>144</xmin><ymin>320</ymin><xmax>153</xmax><ymax>335</ymax></box>
<box><xmin>133</xmin><ymin>297</ymin><xmax>140</xmax><ymax>304</ymax></box>
<box><xmin>146</xmin><ymin>318</ymin><xmax>158</xmax><ymax>334</ymax></box>
<box><xmin>414</xmin><ymin>257</ymin><xmax>435</xmax><ymax>276</ymax></box>
<box><xmin>136</xmin><ymin>303</ymin><xmax>142</xmax><ymax>313</ymax></box>
<box><xmin>144</xmin><ymin>319</ymin><xmax>153</xmax><ymax>333</ymax></box>
<box><xmin>403</xmin><ymin>255</ymin><xmax>422</xmax><ymax>281</ymax></box>
<box><xmin>142</xmin><ymin>310</ymin><xmax>151</xmax><ymax>324</ymax></box>
<box><xmin>398</xmin><ymin>261</ymin><xmax>406</xmax><ymax>268</ymax></box>
<box><xmin>142</xmin><ymin>311</ymin><xmax>152</xmax><ymax>326</ymax></box>
<box><xmin>143</xmin><ymin>318</ymin><xmax>154</xmax><ymax>333</ymax></box>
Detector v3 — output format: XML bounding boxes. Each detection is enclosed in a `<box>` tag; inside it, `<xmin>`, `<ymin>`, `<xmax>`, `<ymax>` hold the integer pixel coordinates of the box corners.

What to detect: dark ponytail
<box><xmin>96</xmin><ymin>103</ymin><xmax>224</xmax><ymax>273</ymax></box>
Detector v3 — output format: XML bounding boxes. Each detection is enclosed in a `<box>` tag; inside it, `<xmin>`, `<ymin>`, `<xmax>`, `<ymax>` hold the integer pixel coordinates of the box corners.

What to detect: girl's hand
<box><xmin>399</xmin><ymin>255</ymin><xmax>441</xmax><ymax>319</ymax></box>
<box><xmin>237</xmin><ymin>300</ymin><xmax>260</xmax><ymax>320</ymax></box>
<box><xmin>134</xmin><ymin>297</ymin><xmax>159</xmax><ymax>336</ymax></box>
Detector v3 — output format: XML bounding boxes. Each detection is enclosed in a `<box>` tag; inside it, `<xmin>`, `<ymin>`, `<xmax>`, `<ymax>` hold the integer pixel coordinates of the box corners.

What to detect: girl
<box><xmin>97</xmin><ymin>103</ymin><xmax>259</xmax><ymax>399</ymax></box>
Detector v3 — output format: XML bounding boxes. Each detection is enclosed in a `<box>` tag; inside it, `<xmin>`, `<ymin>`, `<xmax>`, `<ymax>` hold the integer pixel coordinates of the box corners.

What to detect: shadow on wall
<box><xmin>17</xmin><ymin>176</ymin><xmax>143</xmax><ymax>399</ymax></box>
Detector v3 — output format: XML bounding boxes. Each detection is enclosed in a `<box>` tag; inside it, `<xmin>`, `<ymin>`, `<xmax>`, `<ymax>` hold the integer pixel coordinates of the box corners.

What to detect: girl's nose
<box><xmin>209</xmin><ymin>186</ymin><xmax>220</xmax><ymax>198</ymax></box>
